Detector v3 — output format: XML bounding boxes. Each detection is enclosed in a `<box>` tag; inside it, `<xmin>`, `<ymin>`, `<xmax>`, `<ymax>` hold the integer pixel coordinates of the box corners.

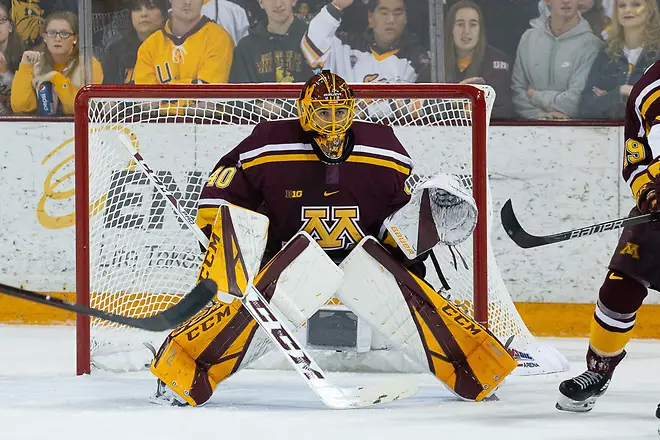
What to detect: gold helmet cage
<box><xmin>297</xmin><ymin>71</ymin><xmax>356</xmax><ymax>160</ymax></box>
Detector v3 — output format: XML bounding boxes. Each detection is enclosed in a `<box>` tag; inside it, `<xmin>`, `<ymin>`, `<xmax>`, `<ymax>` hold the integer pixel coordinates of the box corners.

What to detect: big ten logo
<box><xmin>300</xmin><ymin>206</ymin><xmax>364</xmax><ymax>250</ymax></box>
<box><xmin>285</xmin><ymin>189</ymin><xmax>303</xmax><ymax>198</ymax></box>
<box><xmin>37</xmin><ymin>126</ymin><xmax>141</xmax><ymax>229</ymax></box>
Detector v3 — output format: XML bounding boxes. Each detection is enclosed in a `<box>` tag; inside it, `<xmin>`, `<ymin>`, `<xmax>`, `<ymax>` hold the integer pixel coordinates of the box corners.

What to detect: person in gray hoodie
<box><xmin>511</xmin><ymin>0</ymin><xmax>602</xmax><ymax>119</ymax></box>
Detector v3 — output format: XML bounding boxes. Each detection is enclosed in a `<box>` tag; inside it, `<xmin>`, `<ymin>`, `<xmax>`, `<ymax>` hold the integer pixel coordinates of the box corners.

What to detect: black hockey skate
<box><xmin>556</xmin><ymin>349</ymin><xmax>625</xmax><ymax>412</ymax></box>
<box><xmin>656</xmin><ymin>403</ymin><xmax>659</xmax><ymax>435</ymax></box>
<box><xmin>556</xmin><ymin>370</ymin><xmax>612</xmax><ymax>412</ymax></box>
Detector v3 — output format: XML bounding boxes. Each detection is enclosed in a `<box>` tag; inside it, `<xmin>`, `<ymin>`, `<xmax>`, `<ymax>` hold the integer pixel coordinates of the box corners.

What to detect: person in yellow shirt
<box><xmin>10</xmin><ymin>11</ymin><xmax>103</xmax><ymax>115</ymax></box>
<box><xmin>134</xmin><ymin>0</ymin><xmax>234</xmax><ymax>85</ymax></box>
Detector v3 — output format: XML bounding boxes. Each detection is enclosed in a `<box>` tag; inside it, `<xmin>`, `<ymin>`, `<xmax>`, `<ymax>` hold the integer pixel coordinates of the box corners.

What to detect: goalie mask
<box><xmin>298</xmin><ymin>70</ymin><xmax>355</xmax><ymax>161</ymax></box>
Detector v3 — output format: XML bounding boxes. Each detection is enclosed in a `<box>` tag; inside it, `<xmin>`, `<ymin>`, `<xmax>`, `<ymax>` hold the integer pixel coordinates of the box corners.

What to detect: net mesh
<box><xmin>83</xmin><ymin>87</ymin><xmax>535</xmax><ymax>372</ymax></box>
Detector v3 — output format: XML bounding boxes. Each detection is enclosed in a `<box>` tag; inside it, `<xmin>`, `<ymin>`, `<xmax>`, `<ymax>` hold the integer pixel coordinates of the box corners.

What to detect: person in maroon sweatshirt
<box><xmin>444</xmin><ymin>0</ymin><xmax>513</xmax><ymax>119</ymax></box>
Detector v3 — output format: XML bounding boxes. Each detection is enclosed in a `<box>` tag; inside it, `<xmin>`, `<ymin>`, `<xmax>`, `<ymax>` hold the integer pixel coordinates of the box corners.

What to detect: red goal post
<box><xmin>74</xmin><ymin>83</ymin><xmax>490</xmax><ymax>375</ymax></box>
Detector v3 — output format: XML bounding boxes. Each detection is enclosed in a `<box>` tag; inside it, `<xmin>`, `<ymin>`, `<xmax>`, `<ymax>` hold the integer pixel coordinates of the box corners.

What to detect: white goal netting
<box><xmin>79</xmin><ymin>85</ymin><xmax>568</xmax><ymax>376</ymax></box>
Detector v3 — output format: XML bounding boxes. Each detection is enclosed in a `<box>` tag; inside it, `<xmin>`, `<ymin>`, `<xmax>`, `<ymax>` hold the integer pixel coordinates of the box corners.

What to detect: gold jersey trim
<box><xmin>241</xmin><ymin>153</ymin><xmax>320</xmax><ymax>169</ymax></box>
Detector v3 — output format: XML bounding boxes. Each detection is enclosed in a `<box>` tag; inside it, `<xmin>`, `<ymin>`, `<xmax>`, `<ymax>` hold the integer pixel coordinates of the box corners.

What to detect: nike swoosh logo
<box><xmin>609</xmin><ymin>273</ymin><xmax>623</xmax><ymax>280</ymax></box>
<box><xmin>324</xmin><ymin>191</ymin><xmax>339</xmax><ymax>197</ymax></box>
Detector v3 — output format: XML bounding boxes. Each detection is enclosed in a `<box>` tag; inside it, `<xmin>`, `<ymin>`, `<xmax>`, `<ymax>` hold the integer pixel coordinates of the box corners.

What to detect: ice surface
<box><xmin>1</xmin><ymin>325</ymin><xmax>658</xmax><ymax>440</ymax></box>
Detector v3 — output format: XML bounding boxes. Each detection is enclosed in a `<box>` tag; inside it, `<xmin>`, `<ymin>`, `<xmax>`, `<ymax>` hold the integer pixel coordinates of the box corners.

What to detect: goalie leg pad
<box><xmin>336</xmin><ymin>237</ymin><xmax>516</xmax><ymax>401</ymax></box>
<box><xmin>150</xmin><ymin>299</ymin><xmax>259</xmax><ymax>406</ymax></box>
<box><xmin>197</xmin><ymin>204</ymin><xmax>269</xmax><ymax>301</ymax></box>
<box><xmin>255</xmin><ymin>231</ymin><xmax>344</xmax><ymax>328</ymax></box>
<box><xmin>150</xmin><ymin>232</ymin><xmax>343</xmax><ymax>406</ymax></box>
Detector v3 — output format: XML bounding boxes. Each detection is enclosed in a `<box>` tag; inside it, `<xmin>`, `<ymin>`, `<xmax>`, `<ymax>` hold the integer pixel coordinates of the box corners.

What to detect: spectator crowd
<box><xmin>0</xmin><ymin>0</ymin><xmax>657</xmax><ymax>120</ymax></box>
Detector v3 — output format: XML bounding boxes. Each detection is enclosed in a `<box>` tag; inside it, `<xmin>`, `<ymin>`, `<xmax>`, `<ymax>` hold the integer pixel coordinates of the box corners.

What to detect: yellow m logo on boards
<box><xmin>301</xmin><ymin>206</ymin><xmax>363</xmax><ymax>250</ymax></box>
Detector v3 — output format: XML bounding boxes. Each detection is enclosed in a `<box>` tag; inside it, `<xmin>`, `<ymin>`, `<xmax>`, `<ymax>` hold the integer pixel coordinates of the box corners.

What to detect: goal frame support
<box><xmin>74</xmin><ymin>83</ymin><xmax>489</xmax><ymax>375</ymax></box>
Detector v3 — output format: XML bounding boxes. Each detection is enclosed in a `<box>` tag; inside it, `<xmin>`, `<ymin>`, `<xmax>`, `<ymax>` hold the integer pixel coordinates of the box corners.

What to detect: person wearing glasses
<box><xmin>0</xmin><ymin>2</ymin><xmax>24</xmax><ymax>115</ymax></box>
<box><xmin>10</xmin><ymin>11</ymin><xmax>103</xmax><ymax>115</ymax></box>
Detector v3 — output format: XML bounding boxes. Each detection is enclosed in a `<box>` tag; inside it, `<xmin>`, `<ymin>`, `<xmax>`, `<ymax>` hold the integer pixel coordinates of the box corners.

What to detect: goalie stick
<box><xmin>118</xmin><ymin>134</ymin><xmax>417</xmax><ymax>409</ymax></box>
<box><xmin>500</xmin><ymin>199</ymin><xmax>659</xmax><ymax>248</ymax></box>
<box><xmin>0</xmin><ymin>280</ymin><xmax>217</xmax><ymax>332</ymax></box>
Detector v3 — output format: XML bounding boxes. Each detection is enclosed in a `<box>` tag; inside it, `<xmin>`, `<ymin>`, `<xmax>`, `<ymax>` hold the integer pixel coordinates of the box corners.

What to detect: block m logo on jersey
<box><xmin>301</xmin><ymin>206</ymin><xmax>364</xmax><ymax>250</ymax></box>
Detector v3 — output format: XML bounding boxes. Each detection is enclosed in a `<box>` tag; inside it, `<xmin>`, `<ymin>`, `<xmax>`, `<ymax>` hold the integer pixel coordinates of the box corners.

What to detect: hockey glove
<box><xmin>638</xmin><ymin>180</ymin><xmax>660</xmax><ymax>214</ymax></box>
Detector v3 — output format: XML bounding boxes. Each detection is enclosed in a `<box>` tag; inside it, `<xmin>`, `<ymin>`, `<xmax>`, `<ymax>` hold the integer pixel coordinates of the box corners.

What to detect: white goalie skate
<box><xmin>149</xmin><ymin>379</ymin><xmax>189</xmax><ymax>407</ymax></box>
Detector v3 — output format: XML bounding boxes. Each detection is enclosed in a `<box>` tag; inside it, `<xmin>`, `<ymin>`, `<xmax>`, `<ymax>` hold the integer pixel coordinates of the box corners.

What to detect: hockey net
<box><xmin>75</xmin><ymin>83</ymin><xmax>568</xmax><ymax>376</ymax></box>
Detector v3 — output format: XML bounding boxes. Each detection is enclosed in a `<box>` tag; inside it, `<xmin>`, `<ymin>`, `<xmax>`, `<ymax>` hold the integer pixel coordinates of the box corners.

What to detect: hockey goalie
<box><xmin>148</xmin><ymin>70</ymin><xmax>517</xmax><ymax>407</ymax></box>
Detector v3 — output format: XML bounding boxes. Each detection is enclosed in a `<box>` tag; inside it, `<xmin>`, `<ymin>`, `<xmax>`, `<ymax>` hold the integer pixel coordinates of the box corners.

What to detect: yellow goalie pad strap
<box><xmin>589</xmin><ymin>314</ymin><xmax>633</xmax><ymax>357</ymax></box>
<box><xmin>196</xmin><ymin>207</ymin><xmax>219</xmax><ymax>234</ymax></box>
<box><xmin>336</xmin><ymin>237</ymin><xmax>516</xmax><ymax>401</ymax></box>
<box><xmin>151</xmin><ymin>300</ymin><xmax>258</xmax><ymax>406</ymax></box>
<box><xmin>198</xmin><ymin>204</ymin><xmax>269</xmax><ymax>298</ymax></box>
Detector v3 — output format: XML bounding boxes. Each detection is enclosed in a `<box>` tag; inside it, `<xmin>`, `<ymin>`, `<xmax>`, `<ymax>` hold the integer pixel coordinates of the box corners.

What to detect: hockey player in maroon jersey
<box><xmin>557</xmin><ymin>62</ymin><xmax>660</xmax><ymax>418</ymax></box>
<box><xmin>148</xmin><ymin>70</ymin><xmax>517</xmax><ymax>407</ymax></box>
<box><xmin>197</xmin><ymin>70</ymin><xmax>416</xmax><ymax>265</ymax></box>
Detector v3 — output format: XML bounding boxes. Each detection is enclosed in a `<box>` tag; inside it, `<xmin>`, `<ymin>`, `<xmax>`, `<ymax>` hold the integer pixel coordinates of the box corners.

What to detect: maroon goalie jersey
<box><xmin>623</xmin><ymin>60</ymin><xmax>660</xmax><ymax>203</ymax></box>
<box><xmin>196</xmin><ymin>119</ymin><xmax>413</xmax><ymax>261</ymax></box>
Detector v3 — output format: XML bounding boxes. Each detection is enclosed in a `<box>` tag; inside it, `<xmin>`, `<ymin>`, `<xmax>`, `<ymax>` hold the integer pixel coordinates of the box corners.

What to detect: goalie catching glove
<box><xmin>384</xmin><ymin>173</ymin><xmax>477</xmax><ymax>259</ymax></box>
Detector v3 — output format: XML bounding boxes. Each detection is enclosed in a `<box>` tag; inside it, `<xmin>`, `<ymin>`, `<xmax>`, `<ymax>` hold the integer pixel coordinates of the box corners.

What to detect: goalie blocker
<box><xmin>151</xmin><ymin>204</ymin><xmax>515</xmax><ymax>405</ymax></box>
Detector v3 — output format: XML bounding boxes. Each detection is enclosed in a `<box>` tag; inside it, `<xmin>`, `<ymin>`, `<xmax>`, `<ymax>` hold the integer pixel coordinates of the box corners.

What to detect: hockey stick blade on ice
<box><xmin>0</xmin><ymin>280</ymin><xmax>217</xmax><ymax>332</ymax></box>
<box><xmin>240</xmin><ymin>283</ymin><xmax>418</xmax><ymax>409</ymax></box>
<box><xmin>118</xmin><ymin>133</ymin><xmax>418</xmax><ymax>409</ymax></box>
<box><xmin>500</xmin><ymin>199</ymin><xmax>659</xmax><ymax>248</ymax></box>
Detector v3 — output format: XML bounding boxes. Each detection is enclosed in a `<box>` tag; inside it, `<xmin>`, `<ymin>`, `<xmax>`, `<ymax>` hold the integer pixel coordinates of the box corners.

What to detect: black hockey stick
<box><xmin>0</xmin><ymin>280</ymin><xmax>217</xmax><ymax>331</ymax></box>
<box><xmin>500</xmin><ymin>199</ymin><xmax>659</xmax><ymax>248</ymax></box>
<box><xmin>429</xmin><ymin>250</ymin><xmax>451</xmax><ymax>292</ymax></box>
